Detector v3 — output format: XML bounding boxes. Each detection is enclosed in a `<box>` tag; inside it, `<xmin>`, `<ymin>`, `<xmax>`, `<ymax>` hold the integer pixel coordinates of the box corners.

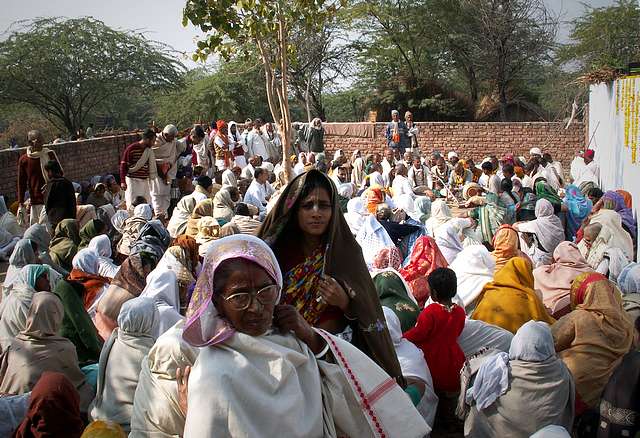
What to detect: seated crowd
<box><xmin>0</xmin><ymin>120</ymin><xmax>638</xmax><ymax>438</ymax></box>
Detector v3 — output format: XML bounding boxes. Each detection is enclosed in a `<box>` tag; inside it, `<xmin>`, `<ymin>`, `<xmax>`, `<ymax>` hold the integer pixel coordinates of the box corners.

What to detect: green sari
<box><xmin>54</xmin><ymin>279</ymin><xmax>103</xmax><ymax>365</ymax></box>
<box><xmin>373</xmin><ymin>270</ymin><xmax>420</xmax><ymax>332</ymax></box>
<box><xmin>470</xmin><ymin>193</ymin><xmax>506</xmax><ymax>244</ymax></box>
<box><xmin>78</xmin><ymin>219</ymin><xmax>102</xmax><ymax>250</ymax></box>
<box><xmin>50</xmin><ymin>219</ymin><xmax>80</xmax><ymax>272</ymax></box>
<box><xmin>535</xmin><ymin>181</ymin><xmax>562</xmax><ymax>207</ymax></box>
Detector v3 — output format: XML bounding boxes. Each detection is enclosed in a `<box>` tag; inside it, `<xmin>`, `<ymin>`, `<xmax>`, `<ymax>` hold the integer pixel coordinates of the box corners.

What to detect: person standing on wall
<box><xmin>405</xmin><ymin>111</ymin><xmax>419</xmax><ymax>155</ymax></box>
<box><xmin>150</xmin><ymin>124</ymin><xmax>186</xmax><ymax>220</ymax></box>
<box><xmin>17</xmin><ymin>129</ymin><xmax>63</xmax><ymax>226</ymax></box>
<box><xmin>120</xmin><ymin>128</ymin><xmax>157</xmax><ymax>211</ymax></box>
<box><xmin>386</xmin><ymin>109</ymin><xmax>408</xmax><ymax>158</ymax></box>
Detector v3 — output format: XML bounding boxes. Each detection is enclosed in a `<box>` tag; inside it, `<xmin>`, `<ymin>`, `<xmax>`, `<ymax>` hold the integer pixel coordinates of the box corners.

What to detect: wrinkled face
<box><xmin>297</xmin><ymin>187</ymin><xmax>332</xmax><ymax>238</ymax></box>
<box><xmin>164</xmin><ymin>132</ymin><xmax>176</xmax><ymax>142</ymax></box>
<box><xmin>449</xmin><ymin>156</ymin><xmax>459</xmax><ymax>166</ymax></box>
<box><xmin>392</xmin><ymin>113</ymin><xmax>399</xmax><ymax>121</ymax></box>
<box><xmin>36</xmin><ymin>272</ymin><xmax>50</xmax><ymax>292</ymax></box>
<box><xmin>413</xmin><ymin>158</ymin><xmax>421</xmax><ymax>169</ymax></box>
<box><xmin>437</xmin><ymin>158</ymin><xmax>447</xmax><ymax>171</ymax></box>
<box><xmin>215</xmin><ymin>259</ymin><xmax>277</xmax><ymax>336</ymax></box>
<box><xmin>403</xmin><ymin>152</ymin><xmax>412</xmax><ymax>163</ymax></box>
<box><xmin>373</xmin><ymin>153</ymin><xmax>382</xmax><ymax>164</ymax></box>
<box><xmin>405</xmin><ymin>113</ymin><xmax>413</xmax><ymax>122</ymax></box>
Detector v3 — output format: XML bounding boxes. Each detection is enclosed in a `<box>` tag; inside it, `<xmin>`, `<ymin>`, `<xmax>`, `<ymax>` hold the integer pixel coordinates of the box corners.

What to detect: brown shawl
<box><xmin>552</xmin><ymin>273</ymin><xmax>634</xmax><ymax>408</ymax></box>
<box><xmin>258</xmin><ymin>169</ymin><xmax>403</xmax><ymax>382</ymax></box>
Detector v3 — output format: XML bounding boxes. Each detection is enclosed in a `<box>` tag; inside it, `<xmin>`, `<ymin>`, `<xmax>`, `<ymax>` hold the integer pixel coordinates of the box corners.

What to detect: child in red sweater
<box><xmin>404</xmin><ymin>267</ymin><xmax>465</xmax><ymax>392</ymax></box>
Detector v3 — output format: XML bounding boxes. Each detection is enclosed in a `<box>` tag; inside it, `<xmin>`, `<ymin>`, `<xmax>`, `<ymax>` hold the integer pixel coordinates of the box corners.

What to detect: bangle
<box><xmin>314</xmin><ymin>344</ymin><xmax>330</xmax><ymax>359</ymax></box>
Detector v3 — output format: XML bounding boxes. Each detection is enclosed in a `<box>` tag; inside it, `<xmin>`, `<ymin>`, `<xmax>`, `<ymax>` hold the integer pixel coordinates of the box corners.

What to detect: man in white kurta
<box><xmin>246</xmin><ymin>119</ymin><xmax>269</xmax><ymax>161</ymax></box>
<box><xmin>391</xmin><ymin>164</ymin><xmax>415</xmax><ymax>198</ymax></box>
<box><xmin>243</xmin><ymin>167</ymin><xmax>272</xmax><ymax>219</ymax></box>
<box><xmin>150</xmin><ymin>125</ymin><xmax>186</xmax><ymax>219</ymax></box>
<box><xmin>572</xmin><ymin>150</ymin><xmax>599</xmax><ymax>187</ymax></box>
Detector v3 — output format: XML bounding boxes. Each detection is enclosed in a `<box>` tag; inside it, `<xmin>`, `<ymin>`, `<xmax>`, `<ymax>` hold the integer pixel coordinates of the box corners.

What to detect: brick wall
<box><xmin>1</xmin><ymin>133</ymin><xmax>140</xmax><ymax>204</ymax></box>
<box><xmin>323</xmin><ymin>122</ymin><xmax>585</xmax><ymax>168</ymax></box>
<box><xmin>1</xmin><ymin>122</ymin><xmax>585</xmax><ymax>204</ymax></box>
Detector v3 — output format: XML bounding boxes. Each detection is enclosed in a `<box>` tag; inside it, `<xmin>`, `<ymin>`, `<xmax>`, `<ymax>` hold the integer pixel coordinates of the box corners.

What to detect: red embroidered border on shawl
<box><xmin>319</xmin><ymin>330</ymin><xmax>389</xmax><ymax>438</ymax></box>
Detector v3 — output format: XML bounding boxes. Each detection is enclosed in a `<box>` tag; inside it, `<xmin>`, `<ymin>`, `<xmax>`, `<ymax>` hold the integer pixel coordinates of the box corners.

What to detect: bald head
<box><xmin>27</xmin><ymin>130</ymin><xmax>44</xmax><ymax>149</ymax></box>
<box><xmin>584</xmin><ymin>223</ymin><xmax>602</xmax><ymax>243</ymax></box>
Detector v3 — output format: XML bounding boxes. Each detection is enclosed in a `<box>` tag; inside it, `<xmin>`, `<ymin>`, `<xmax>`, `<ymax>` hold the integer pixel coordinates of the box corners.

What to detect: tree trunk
<box><xmin>499</xmin><ymin>85</ymin><xmax>508</xmax><ymax>122</ymax></box>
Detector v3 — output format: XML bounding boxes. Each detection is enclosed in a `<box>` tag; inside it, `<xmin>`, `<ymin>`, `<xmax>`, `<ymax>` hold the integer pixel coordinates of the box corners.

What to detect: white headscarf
<box><xmin>88</xmin><ymin>235</ymin><xmax>112</xmax><ymax>258</ymax></box>
<box><xmin>3</xmin><ymin>239</ymin><xmax>38</xmax><ymax>296</ymax></box>
<box><xmin>344</xmin><ymin>198</ymin><xmax>368</xmax><ymax>235</ymax></box>
<box><xmin>337</xmin><ymin>183</ymin><xmax>354</xmax><ymax>199</ymax></box>
<box><xmin>87</xmin><ymin>235</ymin><xmax>120</xmax><ymax>279</ymax></box>
<box><xmin>91</xmin><ymin>296</ymin><xmax>158</xmax><ymax>430</ymax></box>
<box><xmin>508</xmin><ymin>320</ymin><xmax>555</xmax><ymax>362</ymax></box>
<box><xmin>434</xmin><ymin>222</ymin><xmax>463</xmax><ymax>264</ymax></box>
<box><xmin>134</xmin><ymin>204</ymin><xmax>153</xmax><ymax>220</ymax></box>
<box><xmin>516</xmin><ymin>199</ymin><xmax>564</xmax><ymax>255</ymax></box>
<box><xmin>424</xmin><ymin>199</ymin><xmax>451</xmax><ymax>236</ymax></box>
<box><xmin>139</xmin><ymin>269</ymin><xmax>182</xmax><ymax>338</ymax></box>
<box><xmin>450</xmin><ymin>245</ymin><xmax>495</xmax><ymax>308</ymax></box>
<box><xmin>71</xmin><ymin>248</ymin><xmax>100</xmax><ymax>275</ymax></box>
<box><xmin>466</xmin><ymin>321</ymin><xmax>556</xmax><ymax>411</ymax></box>
<box><xmin>111</xmin><ymin>210</ymin><xmax>130</xmax><ymax>234</ymax></box>
<box><xmin>589</xmin><ymin>209</ymin><xmax>635</xmax><ymax>261</ymax></box>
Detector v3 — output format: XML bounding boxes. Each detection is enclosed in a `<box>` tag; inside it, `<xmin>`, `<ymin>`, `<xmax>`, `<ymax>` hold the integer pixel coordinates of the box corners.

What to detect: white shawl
<box><xmin>90</xmin><ymin>297</ymin><xmax>158</xmax><ymax>431</ymax></box>
<box><xmin>450</xmin><ymin>245</ymin><xmax>496</xmax><ymax>310</ymax></box>
<box><xmin>130</xmin><ymin>320</ymin><xmax>198</xmax><ymax>438</ymax></box>
<box><xmin>26</xmin><ymin>146</ymin><xmax>62</xmax><ymax>184</ymax></box>
<box><xmin>184</xmin><ymin>330</ymin><xmax>429</xmax><ymax>438</ymax></box>
<box><xmin>139</xmin><ymin>269</ymin><xmax>183</xmax><ymax>338</ymax></box>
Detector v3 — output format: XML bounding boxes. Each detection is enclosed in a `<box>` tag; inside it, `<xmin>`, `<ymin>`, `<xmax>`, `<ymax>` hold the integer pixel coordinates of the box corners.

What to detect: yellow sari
<box><xmin>472</xmin><ymin>257</ymin><xmax>554</xmax><ymax>333</ymax></box>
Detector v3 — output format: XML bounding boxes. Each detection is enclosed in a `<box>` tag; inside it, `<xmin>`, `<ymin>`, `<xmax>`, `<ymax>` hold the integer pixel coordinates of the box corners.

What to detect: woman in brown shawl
<box><xmin>186</xmin><ymin>199</ymin><xmax>215</xmax><ymax>237</ymax></box>
<box><xmin>258</xmin><ymin>169</ymin><xmax>402</xmax><ymax>381</ymax></box>
<box><xmin>95</xmin><ymin>252</ymin><xmax>157</xmax><ymax>340</ymax></box>
<box><xmin>552</xmin><ymin>272</ymin><xmax>635</xmax><ymax>413</ymax></box>
<box><xmin>0</xmin><ymin>292</ymin><xmax>93</xmax><ymax>410</ymax></box>
<box><xmin>12</xmin><ymin>372</ymin><xmax>84</xmax><ymax>438</ymax></box>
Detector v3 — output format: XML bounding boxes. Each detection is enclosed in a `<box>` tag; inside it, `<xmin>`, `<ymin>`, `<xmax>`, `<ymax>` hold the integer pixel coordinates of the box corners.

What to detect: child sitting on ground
<box><xmin>404</xmin><ymin>267</ymin><xmax>466</xmax><ymax>393</ymax></box>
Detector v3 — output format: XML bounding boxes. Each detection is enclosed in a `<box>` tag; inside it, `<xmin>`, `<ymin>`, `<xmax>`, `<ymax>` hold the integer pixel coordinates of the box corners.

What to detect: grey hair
<box><xmin>391</xmin><ymin>110</ymin><xmax>399</xmax><ymax>116</ymax></box>
<box><xmin>163</xmin><ymin>124</ymin><xmax>178</xmax><ymax>136</ymax></box>
<box><xmin>27</xmin><ymin>130</ymin><xmax>43</xmax><ymax>143</ymax></box>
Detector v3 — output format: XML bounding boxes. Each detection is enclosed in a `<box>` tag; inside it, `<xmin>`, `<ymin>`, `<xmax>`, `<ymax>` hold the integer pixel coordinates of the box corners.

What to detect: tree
<box><xmin>183</xmin><ymin>0</ymin><xmax>343</xmax><ymax>182</ymax></box>
<box><xmin>443</xmin><ymin>0</ymin><xmax>557</xmax><ymax>121</ymax></box>
<box><xmin>559</xmin><ymin>0</ymin><xmax>640</xmax><ymax>72</ymax></box>
<box><xmin>288</xmin><ymin>17</ymin><xmax>355</xmax><ymax>121</ymax></box>
<box><xmin>0</xmin><ymin>18</ymin><xmax>184</xmax><ymax>134</ymax></box>
<box><xmin>154</xmin><ymin>60</ymin><xmax>274</xmax><ymax>127</ymax></box>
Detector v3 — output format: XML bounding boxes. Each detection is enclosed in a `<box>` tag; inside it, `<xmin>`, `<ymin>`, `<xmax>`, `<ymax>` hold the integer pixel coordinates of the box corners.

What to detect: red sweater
<box><xmin>17</xmin><ymin>153</ymin><xmax>55</xmax><ymax>205</ymax></box>
<box><xmin>120</xmin><ymin>142</ymin><xmax>150</xmax><ymax>181</ymax></box>
<box><xmin>404</xmin><ymin>303</ymin><xmax>466</xmax><ymax>392</ymax></box>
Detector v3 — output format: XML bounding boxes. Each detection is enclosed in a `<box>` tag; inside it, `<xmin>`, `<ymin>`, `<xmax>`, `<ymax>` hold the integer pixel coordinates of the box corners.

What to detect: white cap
<box><xmin>447</xmin><ymin>151</ymin><xmax>458</xmax><ymax>160</ymax></box>
<box><xmin>260</xmin><ymin>162</ymin><xmax>274</xmax><ymax>173</ymax></box>
<box><xmin>163</xmin><ymin>124</ymin><xmax>178</xmax><ymax>136</ymax></box>
<box><xmin>529</xmin><ymin>147</ymin><xmax>542</xmax><ymax>156</ymax></box>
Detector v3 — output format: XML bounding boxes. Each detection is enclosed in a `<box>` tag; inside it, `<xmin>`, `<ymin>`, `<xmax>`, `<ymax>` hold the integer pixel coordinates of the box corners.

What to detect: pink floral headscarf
<box><xmin>183</xmin><ymin>234</ymin><xmax>283</xmax><ymax>347</ymax></box>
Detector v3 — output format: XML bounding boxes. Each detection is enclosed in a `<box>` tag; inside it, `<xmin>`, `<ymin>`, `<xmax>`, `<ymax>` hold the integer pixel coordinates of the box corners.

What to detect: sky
<box><xmin>1</xmin><ymin>0</ymin><xmax>618</xmax><ymax>69</ymax></box>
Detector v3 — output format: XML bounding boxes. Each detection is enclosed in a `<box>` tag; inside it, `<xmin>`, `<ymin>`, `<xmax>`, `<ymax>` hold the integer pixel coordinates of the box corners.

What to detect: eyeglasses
<box><xmin>223</xmin><ymin>284</ymin><xmax>280</xmax><ymax>310</ymax></box>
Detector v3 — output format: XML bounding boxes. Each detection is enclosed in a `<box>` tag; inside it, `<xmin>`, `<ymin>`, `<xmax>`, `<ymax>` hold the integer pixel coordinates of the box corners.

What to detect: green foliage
<box><xmin>559</xmin><ymin>0</ymin><xmax>640</xmax><ymax>72</ymax></box>
<box><xmin>323</xmin><ymin>87</ymin><xmax>369</xmax><ymax>121</ymax></box>
<box><xmin>0</xmin><ymin>17</ymin><xmax>184</xmax><ymax>134</ymax></box>
<box><xmin>154</xmin><ymin>61</ymin><xmax>273</xmax><ymax>127</ymax></box>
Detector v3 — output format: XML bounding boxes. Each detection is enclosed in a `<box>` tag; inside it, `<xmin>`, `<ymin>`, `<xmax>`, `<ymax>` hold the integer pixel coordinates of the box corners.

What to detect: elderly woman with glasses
<box><xmin>181</xmin><ymin>234</ymin><xmax>428</xmax><ymax>438</ymax></box>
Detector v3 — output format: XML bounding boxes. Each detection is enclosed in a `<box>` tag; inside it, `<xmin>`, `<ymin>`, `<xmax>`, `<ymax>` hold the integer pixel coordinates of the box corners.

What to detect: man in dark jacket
<box><xmin>44</xmin><ymin>160</ymin><xmax>76</xmax><ymax>230</ymax></box>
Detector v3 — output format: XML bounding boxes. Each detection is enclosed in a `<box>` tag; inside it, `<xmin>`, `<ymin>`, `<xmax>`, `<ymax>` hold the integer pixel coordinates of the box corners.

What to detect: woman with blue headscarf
<box><xmin>563</xmin><ymin>184</ymin><xmax>592</xmax><ymax>240</ymax></box>
<box><xmin>0</xmin><ymin>264</ymin><xmax>50</xmax><ymax>351</ymax></box>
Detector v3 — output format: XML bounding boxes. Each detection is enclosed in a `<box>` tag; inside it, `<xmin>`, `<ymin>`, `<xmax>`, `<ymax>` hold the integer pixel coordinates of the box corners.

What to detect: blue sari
<box><xmin>564</xmin><ymin>184</ymin><xmax>592</xmax><ymax>240</ymax></box>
